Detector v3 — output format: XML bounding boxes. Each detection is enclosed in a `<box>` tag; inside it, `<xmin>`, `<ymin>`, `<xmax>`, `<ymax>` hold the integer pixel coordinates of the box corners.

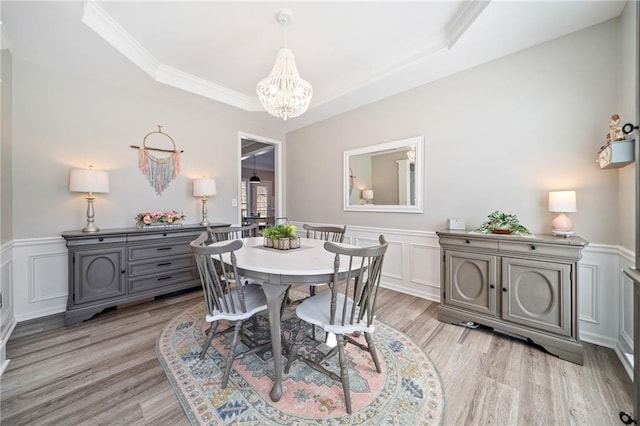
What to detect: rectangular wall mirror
<box><xmin>344</xmin><ymin>136</ymin><xmax>424</xmax><ymax>213</ymax></box>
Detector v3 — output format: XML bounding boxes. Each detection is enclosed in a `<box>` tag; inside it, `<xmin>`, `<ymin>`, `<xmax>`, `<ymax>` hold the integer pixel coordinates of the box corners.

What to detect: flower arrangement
<box><xmin>475</xmin><ymin>211</ymin><xmax>531</xmax><ymax>236</ymax></box>
<box><xmin>262</xmin><ymin>224</ymin><xmax>300</xmax><ymax>250</ymax></box>
<box><xmin>135</xmin><ymin>210</ymin><xmax>185</xmax><ymax>229</ymax></box>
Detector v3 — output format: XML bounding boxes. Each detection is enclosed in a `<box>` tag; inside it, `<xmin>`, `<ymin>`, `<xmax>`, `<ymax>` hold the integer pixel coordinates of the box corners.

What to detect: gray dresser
<box><xmin>62</xmin><ymin>224</ymin><xmax>227</xmax><ymax>325</ymax></box>
<box><xmin>436</xmin><ymin>230</ymin><xmax>588</xmax><ymax>364</ymax></box>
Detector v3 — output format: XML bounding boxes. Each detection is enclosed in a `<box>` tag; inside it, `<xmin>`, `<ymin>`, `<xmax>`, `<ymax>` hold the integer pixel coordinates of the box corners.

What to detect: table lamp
<box><xmin>193</xmin><ymin>178</ymin><xmax>217</xmax><ymax>226</ymax></box>
<box><xmin>548</xmin><ymin>190</ymin><xmax>577</xmax><ymax>237</ymax></box>
<box><xmin>69</xmin><ymin>166</ymin><xmax>110</xmax><ymax>233</ymax></box>
<box><xmin>362</xmin><ymin>189</ymin><xmax>374</xmax><ymax>204</ymax></box>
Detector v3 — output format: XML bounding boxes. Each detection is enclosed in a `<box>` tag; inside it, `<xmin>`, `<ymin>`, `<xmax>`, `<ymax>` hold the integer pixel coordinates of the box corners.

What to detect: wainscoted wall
<box><xmin>3</xmin><ymin>225</ymin><xmax>635</xmax><ymax>378</ymax></box>
<box><xmin>1</xmin><ymin>241</ymin><xmax>16</xmax><ymax>375</ymax></box>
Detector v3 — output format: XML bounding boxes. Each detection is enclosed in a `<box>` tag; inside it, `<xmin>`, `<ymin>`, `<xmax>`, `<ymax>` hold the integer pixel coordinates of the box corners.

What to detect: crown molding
<box><xmin>445</xmin><ymin>0</ymin><xmax>491</xmax><ymax>49</ymax></box>
<box><xmin>81</xmin><ymin>0</ymin><xmax>486</xmax><ymax>118</ymax></box>
<box><xmin>82</xmin><ymin>0</ymin><xmax>256</xmax><ymax>111</ymax></box>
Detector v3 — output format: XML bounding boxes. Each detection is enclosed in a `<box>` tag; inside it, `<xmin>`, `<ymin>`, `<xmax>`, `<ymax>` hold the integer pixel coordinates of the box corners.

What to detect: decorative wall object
<box><xmin>131</xmin><ymin>126</ymin><xmax>182</xmax><ymax>195</ymax></box>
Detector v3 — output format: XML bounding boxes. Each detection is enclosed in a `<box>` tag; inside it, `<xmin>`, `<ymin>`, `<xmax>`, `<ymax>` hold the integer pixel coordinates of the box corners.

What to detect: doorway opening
<box><xmin>238</xmin><ymin>132</ymin><xmax>282</xmax><ymax>227</ymax></box>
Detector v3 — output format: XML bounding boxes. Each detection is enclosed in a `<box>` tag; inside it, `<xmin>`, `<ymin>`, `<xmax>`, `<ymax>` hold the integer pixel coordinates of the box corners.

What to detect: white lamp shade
<box><xmin>549</xmin><ymin>190</ymin><xmax>577</xmax><ymax>213</ymax></box>
<box><xmin>193</xmin><ymin>178</ymin><xmax>217</xmax><ymax>197</ymax></box>
<box><xmin>362</xmin><ymin>189</ymin><xmax>374</xmax><ymax>200</ymax></box>
<box><xmin>69</xmin><ymin>168</ymin><xmax>109</xmax><ymax>193</ymax></box>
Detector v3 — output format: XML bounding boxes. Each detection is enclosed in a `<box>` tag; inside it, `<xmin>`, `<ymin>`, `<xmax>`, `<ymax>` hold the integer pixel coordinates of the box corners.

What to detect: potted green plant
<box><xmin>263</xmin><ymin>224</ymin><xmax>299</xmax><ymax>249</ymax></box>
<box><xmin>475</xmin><ymin>211</ymin><xmax>531</xmax><ymax>235</ymax></box>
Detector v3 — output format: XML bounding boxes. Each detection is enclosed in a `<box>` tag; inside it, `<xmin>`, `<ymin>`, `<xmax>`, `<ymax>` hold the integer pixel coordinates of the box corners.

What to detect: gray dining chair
<box><xmin>190</xmin><ymin>232</ymin><xmax>270</xmax><ymax>388</ymax></box>
<box><xmin>303</xmin><ymin>223</ymin><xmax>347</xmax><ymax>243</ymax></box>
<box><xmin>207</xmin><ymin>223</ymin><xmax>261</xmax><ymax>285</ymax></box>
<box><xmin>285</xmin><ymin>235</ymin><xmax>388</xmax><ymax>414</ymax></box>
<box><xmin>302</xmin><ymin>223</ymin><xmax>347</xmax><ymax>295</ymax></box>
<box><xmin>208</xmin><ymin>223</ymin><xmax>258</xmax><ymax>243</ymax></box>
<box><xmin>284</xmin><ymin>224</ymin><xmax>348</xmax><ymax>338</ymax></box>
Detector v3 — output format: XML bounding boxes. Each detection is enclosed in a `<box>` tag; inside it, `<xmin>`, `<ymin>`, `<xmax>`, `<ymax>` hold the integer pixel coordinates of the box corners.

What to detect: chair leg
<box><xmin>199</xmin><ymin>320</ymin><xmax>219</xmax><ymax>360</ymax></box>
<box><xmin>222</xmin><ymin>320</ymin><xmax>242</xmax><ymax>388</ymax></box>
<box><xmin>308</xmin><ymin>286</ymin><xmax>319</xmax><ymax>341</ymax></box>
<box><xmin>364</xmin><ymin>332</ymin><xmax>382</xmax><ymax>373</ymax></box>
<box><xmin>336</xmin><ymin>334</ymin><xmax>352</xmax><ymax>414</ymax></box>
<box><xmin>285</xmin><ymin>320</ymin><xmax>306</xmax><ymax>374</ymax></box>
<box><xmin>280</xmin><ymin>287</ymin><xmax>291</xmax><ymax>317</ymax></box>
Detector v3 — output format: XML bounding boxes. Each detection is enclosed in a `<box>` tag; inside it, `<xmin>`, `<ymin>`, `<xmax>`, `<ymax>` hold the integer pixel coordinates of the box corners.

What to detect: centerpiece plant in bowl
<box><xmin>475</xmin><ymin>211</ymin><xmax>531</xmax><ymax>236</ymax></box>
<box><xmin>262</xmin><ymin>223</ymin><xmax>300</xmax><ymax>250</ymax></box>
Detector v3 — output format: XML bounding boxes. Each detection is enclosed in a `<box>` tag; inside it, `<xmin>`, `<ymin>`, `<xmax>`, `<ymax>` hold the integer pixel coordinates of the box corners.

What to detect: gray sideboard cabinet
<box><xmin>436</xmin><ymin>230</ymin><xmax>588</xmax><ymax>364</ymax></box>
<box><xmin>62</xmin><ymin>224</ymin><xmax>227</xmax><ymax>325</ymax></box>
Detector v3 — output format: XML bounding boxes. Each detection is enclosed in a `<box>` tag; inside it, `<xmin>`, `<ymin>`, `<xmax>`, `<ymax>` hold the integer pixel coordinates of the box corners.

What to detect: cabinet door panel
<box><xmin>502</xmin><ymin>257</ymin><xmax>571</xmax><ymax>336</ymax></box>
<box><xmin>445</xmin><ymin>250</ymin><xmax>498</xmax><ymax>315</ymax></box>
<box><xmin>74</xmin><ymin>248</ymin><xmax>126</xmax><ymax>304</ymax></box>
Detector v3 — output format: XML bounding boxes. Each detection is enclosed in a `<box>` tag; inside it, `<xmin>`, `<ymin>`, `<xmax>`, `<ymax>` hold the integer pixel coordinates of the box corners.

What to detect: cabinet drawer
<box><xmin>66</xmin><ymin>235</ymin><xmax>127</xmax><ymax>247</ymax></box>
<box><xmin>439</xmin><ymin>236</ymin><xmax>499</xmax><ymax>251</ymax></box>
<box><xmin>128</xmin><ymin>243</ymin><xmax>192</xmax><ymax>261</ymax></box>
<box><xmin>128</xmin><ymin>269</ymin><xmax>198</xmax><ymax>294</ymax></box>
<box><xmin>499</xmin><ymin>241</ymin><xmax>574</xmax><ymax>258</ymax></box>
<box><xmin>129</xmin><ymin>255</ymin><xmax>194</xmax><ymax>277</ymax></box>
<box><xmin>128</xmin><ymin>231</ymin><xmax>201</xmax><ymax>243</ymax></box>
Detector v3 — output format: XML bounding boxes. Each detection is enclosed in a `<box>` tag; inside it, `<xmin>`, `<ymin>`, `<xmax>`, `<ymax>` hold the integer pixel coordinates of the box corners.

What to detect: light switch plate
<box><xmin>447</xmin><ymin>217</ymin><xmax>466</xmax><ymax>230</ymax></box>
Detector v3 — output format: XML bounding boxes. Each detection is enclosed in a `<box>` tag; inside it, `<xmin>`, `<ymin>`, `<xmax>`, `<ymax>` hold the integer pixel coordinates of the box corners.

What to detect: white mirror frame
<box><xmin>343</xmin><ymin>135</ymin><xmax>424</xmax><ymax>213</ymax></box>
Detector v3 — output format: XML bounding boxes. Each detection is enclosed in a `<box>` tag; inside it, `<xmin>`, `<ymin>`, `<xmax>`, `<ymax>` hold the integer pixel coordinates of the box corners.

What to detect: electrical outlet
<box><xmin>231</xmin><ymin>198</ymin><xmax>238</xmax><ymax>207</ymax></box>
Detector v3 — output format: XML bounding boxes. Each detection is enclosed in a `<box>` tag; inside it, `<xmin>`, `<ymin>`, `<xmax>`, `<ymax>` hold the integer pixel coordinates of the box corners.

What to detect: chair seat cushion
<box><xmin>206</xmin><ymin>283</ymin><xmax>267</xmax><ymax>322</ymax></box>
<box><xmin>296</xmin><ymin>291</ymin><xmax>374</xmax><ymax>335</ymax></box>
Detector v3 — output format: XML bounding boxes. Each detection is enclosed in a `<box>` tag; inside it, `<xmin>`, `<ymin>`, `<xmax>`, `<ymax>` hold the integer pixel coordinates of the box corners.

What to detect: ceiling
<box><xmin>1</xmin><ymin>1</ymin><xmax>628</xmax><ymax>132</ymax></box>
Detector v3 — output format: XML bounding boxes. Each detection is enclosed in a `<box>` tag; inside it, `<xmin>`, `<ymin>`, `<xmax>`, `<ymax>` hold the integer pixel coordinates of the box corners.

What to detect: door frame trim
<box><xmin>237</xmin><ymin>132</ymin><xmax>283</xmax><ymax>225</ymax></box>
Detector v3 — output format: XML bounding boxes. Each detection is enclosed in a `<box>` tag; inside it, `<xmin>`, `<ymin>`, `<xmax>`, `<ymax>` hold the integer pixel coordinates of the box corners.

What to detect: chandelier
<box><xmin>256</xmin><ymin>10</ymin><xmax>313</xmax><ymax>121</ymax></box>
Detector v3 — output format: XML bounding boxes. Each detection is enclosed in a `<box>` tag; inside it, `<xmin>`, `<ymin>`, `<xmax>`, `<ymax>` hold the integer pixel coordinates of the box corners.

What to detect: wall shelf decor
<box><xmin>597</xmin><ymin>139</ymin><xmax>635</xmax><ymax>169</ymax></box>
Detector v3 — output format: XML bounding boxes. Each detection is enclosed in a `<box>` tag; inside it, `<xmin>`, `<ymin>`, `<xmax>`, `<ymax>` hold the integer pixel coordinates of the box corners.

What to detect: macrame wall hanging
<box><xmin>130</xmin><ymin>125</ymin><xmax>183</xmax><ymax>195</ymax></box>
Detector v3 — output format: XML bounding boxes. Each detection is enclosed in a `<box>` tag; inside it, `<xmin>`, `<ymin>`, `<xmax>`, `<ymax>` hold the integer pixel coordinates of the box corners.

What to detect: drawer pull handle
<box><xmin>502</xmin><ymin>288</ymin><xmax>508</xmax><ymax>292</ymax></box>
<box><xmin>530</xmin><ymin>245</ymin><xmax>536</xmax><ymax>250</ymax></box>
<box><xmin>490</xmin><ymin>284</ymin><xmax>495</xmax><ymax>289</ymax></box>
<box><xmin>163</xmin><ymin>233</ymin><xmax>168</xmax><ymax>237</ymax></box>
<box><xmin>121</xmin><ymin>270</ymin><xmax>126</xmax><ymax>274</ymax></box>
<box><xmin>157</xmin><ymin>247</ymin><xmax>172</xmax><ymax>251</ymax></box>
<box><xmin>157</xmin><ymin>276</ymin><xmax>172</xmax><ymax>281</ymax></box>
<box><xmin>157</xmin><ymin>262</ymin><xmax>172</xmax><ymax>267</ymax></box>
<box><xmin>465</xmin><ymin>239</ymin><xmax>470</xmax><ymax>244</ymax></box>
<box><xmin>99</xmin><ymin>237</ymin><xmax>104</xmax><ymax>242</ymax></box>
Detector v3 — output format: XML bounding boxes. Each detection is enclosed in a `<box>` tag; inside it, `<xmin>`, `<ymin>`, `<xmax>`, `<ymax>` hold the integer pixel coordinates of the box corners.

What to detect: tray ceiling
<box><xmin>1</xmin><ymin>1</ymin><xmax>627</xmax><ymax>132</ymax></box>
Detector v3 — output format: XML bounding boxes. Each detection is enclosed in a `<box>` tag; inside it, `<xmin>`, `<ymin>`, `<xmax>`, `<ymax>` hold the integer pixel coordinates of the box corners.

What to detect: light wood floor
<box><xmin>1</xmin><ymin>288</ymin><xmax>633</xmax><ymax>425</ymax></box>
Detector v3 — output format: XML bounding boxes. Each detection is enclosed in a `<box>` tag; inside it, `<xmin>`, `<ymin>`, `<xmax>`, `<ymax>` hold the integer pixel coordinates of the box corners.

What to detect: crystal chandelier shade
<box><xmin>256</xmin><ymin>10</ymin><xmax>313</xmax><ymax>121</ymax></box>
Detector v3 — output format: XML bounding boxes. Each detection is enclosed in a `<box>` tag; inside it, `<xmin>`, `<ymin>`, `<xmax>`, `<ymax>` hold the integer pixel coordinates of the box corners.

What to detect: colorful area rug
<box><xmin>156</xmin><ymin>299</ymin><xmax>444</xmax><ymax>425</ymax></box>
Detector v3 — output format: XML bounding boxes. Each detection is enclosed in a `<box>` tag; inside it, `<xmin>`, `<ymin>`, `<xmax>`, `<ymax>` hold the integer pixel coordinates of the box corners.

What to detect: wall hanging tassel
<box><xmin>131</xmin><ymin>125</ymin><xmax>183</xmax><ymax>196</ymax></box>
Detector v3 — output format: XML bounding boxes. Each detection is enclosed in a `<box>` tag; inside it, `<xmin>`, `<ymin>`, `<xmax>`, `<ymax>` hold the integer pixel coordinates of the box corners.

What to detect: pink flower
<box><xmin>143</xmin><ymin>215</ymin><xmax>151</xmax><ymax>224</ymax></box>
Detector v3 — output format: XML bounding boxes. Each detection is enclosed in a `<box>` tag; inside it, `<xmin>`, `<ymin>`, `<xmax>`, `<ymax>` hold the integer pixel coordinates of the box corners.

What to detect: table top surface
<box><xmin>217</xmin><ymin>237</ymin><xmax>358</xmax><ymax>277</ymax></box>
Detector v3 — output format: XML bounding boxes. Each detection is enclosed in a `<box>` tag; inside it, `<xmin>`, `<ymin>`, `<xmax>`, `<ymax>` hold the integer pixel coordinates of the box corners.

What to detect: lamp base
<box><xmin>551</xmin><ymin>212</ymin><xmax>574</xmax><ymax>237</ymax></box>
<box><xmin>82</xmin><ymin>196</ymin><xmax>100</xmax><ymax>233</ymax></box>
<box><xmin>551</xmin><ymin>230</ymin><xmax>574</xmax><ymax>237</ymax></box>
<box><xmin>199</xmin><ymin>197</ymin><xmax>210</xmax><ymax>227</ymax></box>
<box><xmin>82</xmin><ymin>223</ymin><xmax>100</xmax><ymax>233</ymax></box>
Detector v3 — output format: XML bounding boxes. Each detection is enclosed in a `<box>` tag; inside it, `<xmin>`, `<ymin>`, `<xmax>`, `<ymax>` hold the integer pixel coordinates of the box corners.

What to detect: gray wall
<box><xmin>286</xmin><ymin>19</ymin><xmax>625</xmax><ymax>245</ymax></box>
<box><xmin>11</xmin><ymin>57</ymin><xmax>284</xmax><ymax>239</ymax></box>
<box><xmin>618</xmin><ymin>1</ymin><xmax>638</xmax><ymax>252</ymax></box>
<box><xmin>1</xmin><ymin>49</ymin><xmax>12</xmax><ymax>244</ymax></box>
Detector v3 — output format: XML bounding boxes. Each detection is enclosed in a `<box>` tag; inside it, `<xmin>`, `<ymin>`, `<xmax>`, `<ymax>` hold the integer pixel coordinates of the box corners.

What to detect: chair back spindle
<box><xmin>325</xmin><ymin>235</ymin><xmax>387</xmax><ymax>328</ymax></box>
<box><xmin>190</xmin><ymin>232</ymin><xmax>248</xmax><ymax>315</ymax></box>
<box><xmin>208</xmin><ymin>223</ymin><xmax>258</xmax><ymax>243</ymax></box>
<box><xmin>303</xmin><ymin>224</ymin><xmax>347</xmax><ymax>243</ymax></box>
